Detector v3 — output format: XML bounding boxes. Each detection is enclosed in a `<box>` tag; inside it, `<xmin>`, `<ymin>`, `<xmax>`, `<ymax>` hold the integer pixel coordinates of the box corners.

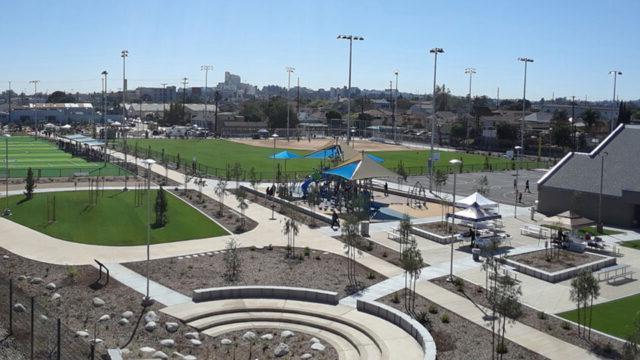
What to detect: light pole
<box><xmin>29</xmin><ymin>80</ymin><xmax>40</xmax><ymax>139</ymax></box>
<box><xmin>448</xmin><ymin>158</ymin><xmax>462</xmax><ymax>281</ymax></box>
<box><xmin>514</xmin><ymin>145</ymin><xmax>522</xmax><ymax>218</ymax></box>
<box><xmin>393</xmin><ymin>70</ymin><xmax>399</xmax><ymax>144</ymax></box>
<box><xmin>285</xmin><ymin>67</ymin><xmax>295</xmax><ymax>141</ymax></box>
<box><xmin>428</xmin><ymin>48</ymin><xmax>444</xmax><ymax>192</ymax></box>
<box><xmin>597</xmin><ymin>151</ymin><xmax>608</xmax><ymax>233</ymax></box>
<box><xmin>465</xmin><ymin>68</ymin><xmax>476</xmax><ymax>143</ymax></box>
<box><xmin>517</xmin><ymin>57</ymin><xmax>533</xmax><ymax>151</ymax></box>
<box><xmin>337</xmin><ymin>35</ymin><xmax>364</xmax><ymax>144</ymax></box>
<box><xmin>201</xmin><ymin>65</ymin><xmax>213</xmax><ymax>131</ymax></box>
<box><xmin>271</xmin><ymin>133</ymin><xmax>279</xmax><ymax>183</ymax></box>
<box><xmin>142</xmin><ymin>158</ymin><xmax>156</xmax><ymax>306</ymax></box>
<box><xmin>161</xmin><ymin>83</ymin><xmax>167</xmax><ymax>115</ymax></box>
<box><xmin>609</xmin><ymin>70</ymin><xmax>622</xmax><ymax>131</ymax></box>
<box><xmin>101</xmin><ymin>71</ymin><xmax>108</xmax><ymax>163</ymax></box>
<box><xmin>121</xmin><ymin>50</ymin><xmax>129</xmax><ymax>191</ymax></box>
<box><xmin>3</xmin><ymin>134</ymin><xmax>10</xmax><ymax>216</ymax></box>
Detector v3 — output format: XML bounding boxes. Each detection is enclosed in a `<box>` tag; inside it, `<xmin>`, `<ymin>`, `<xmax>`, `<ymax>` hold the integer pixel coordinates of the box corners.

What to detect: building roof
<box><xmin>538</xmin><ymin>124</ymin><xmax>640</xmax><ymax>198</ymax></box>
<box><xmin>20</xmin><ymin>103</ymin><xmax>93</xmax><ymax>110</ymax></box>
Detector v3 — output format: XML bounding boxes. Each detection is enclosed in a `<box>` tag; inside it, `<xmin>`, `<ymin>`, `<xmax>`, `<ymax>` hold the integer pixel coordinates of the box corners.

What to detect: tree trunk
<box><xmin>589</xmin><ymin>297</ymin><xmax>593</xmax><ymax>339</ymax></box>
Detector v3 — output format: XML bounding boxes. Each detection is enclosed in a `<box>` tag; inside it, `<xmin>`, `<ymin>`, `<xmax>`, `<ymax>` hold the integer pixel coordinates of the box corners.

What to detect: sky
<box><xmin>0</xmin><ymin>0</ymin><xmax>638</xmax><ymax>101</ymax></box>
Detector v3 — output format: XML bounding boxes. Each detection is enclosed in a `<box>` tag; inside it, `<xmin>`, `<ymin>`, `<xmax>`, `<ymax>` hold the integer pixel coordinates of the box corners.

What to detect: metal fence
<box><xmin>0</xmin><ymin>278</ymin><xmax>91</xmax><ymax>360</ymax></box>
<box><xmin>2</xmin><ymin>166</ymin><xmax>130</xmax><ymax>179</ymax></box>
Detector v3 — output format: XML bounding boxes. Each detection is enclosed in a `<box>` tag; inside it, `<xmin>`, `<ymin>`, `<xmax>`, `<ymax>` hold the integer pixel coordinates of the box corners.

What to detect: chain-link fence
<box><xmin>0</xmin><ymin>279</ymin><xmax>92</xmax><ymax>360</ymax></box>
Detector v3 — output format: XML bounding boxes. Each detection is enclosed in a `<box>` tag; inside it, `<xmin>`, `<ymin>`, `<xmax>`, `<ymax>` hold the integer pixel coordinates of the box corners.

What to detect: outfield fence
<box><xmin>0</xmin><ymin>278</ymin><xmax>92</xmax><ymax>360</ymax></box>
<box><xmin>110</xmin><ymin>142</ymin><xmax>554</xmax><ymax>182</ymax></box>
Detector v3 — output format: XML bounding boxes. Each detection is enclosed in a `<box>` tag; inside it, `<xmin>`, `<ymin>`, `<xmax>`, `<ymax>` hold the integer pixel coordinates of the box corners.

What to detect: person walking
<box><xmin>331</xmin><ymin>210</ymin><xmax>340</xmax><ymax>231</ymax></box>
<box><xmin>525</xmin><ymin>179</ymin><xmax>530</xmax><ymax>193</ymax></box>
<box><xmin>513</xmin><ymin>178</ymin><xmax>517</xmax><ymax>189</ymax></box>
<box><xmin>384</xmin><ymin>182</ymin><xmax>389</xmax><ymax>197</ymax></box>
<box><xmin>518</xmin><ymin>192</ymin><xmax>523</xmax><ymax>203</ymax></box>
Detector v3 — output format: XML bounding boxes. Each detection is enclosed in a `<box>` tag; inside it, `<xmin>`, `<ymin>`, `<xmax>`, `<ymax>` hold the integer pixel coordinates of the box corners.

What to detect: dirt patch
<box><xmin>414</xmin><ymin>221</ymin><xmax>468</xmax><ymax>236</ymax></box>
<box><xmin>171</xmin><ymin>189</ymin><xmax>257</xmax><ymax>234</ymax></box>
<box><xmin>333</xmin><ymin>235</ymin><xmax>412</xmax><ymax>268</ymax></box>
<box><xmin>378</xmin><ymin>289</ymin><xmax>547</xmax><ymax>360</ymax></box>
<box><xmin>231</xmin><ymin>138</ymin><xmax>412</xmax><ymax>152</ymax></box>
<box><xmin>124</xmin><ymin>247</ymin><xmax>385</xmax><ymax>299</ymax></box>
<box><xmin>507</xmin><ymin>250</ymin><xmax>604</xmax><ymax>273</ymax></box>
<box><xmin>207</xmin><ymin>328</ymin><xmax>338</xmax><ymax>359</ymax></box>
<box><xmin>431</xmin><ymin>276</ymin><xmax>624</xmax><ymax>359</ymax></box>
<box><xmin>240</xmin><ymin>190</ymin><xmax>327</xmax><ymax>228</ymax></box>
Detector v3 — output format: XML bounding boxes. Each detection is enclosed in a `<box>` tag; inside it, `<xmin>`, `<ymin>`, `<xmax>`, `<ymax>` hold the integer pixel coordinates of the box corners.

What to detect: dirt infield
<box><xmin>231</xmin><ymin>138</ymin><xmax>413</xmax><ymax>152</ymax></box>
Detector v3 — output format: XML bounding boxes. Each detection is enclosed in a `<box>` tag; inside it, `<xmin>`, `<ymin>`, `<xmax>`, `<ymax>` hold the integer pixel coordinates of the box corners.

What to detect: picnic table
<box><xmin>596</xmin><ymin>264</ymin><xmax>634</xmax><ymax>283</ymax></box>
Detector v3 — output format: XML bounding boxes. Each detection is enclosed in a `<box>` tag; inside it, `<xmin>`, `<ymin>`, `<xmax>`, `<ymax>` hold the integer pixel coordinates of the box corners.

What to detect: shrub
<box><xmin>441</xmin><ymin>314</ymin><xmax>450</xmax><ymax>323</ymax></box>
<box><xmin>428</xmin><ymin>305</ymin><xmax>438</xmax><ymax>314</ymax></box>
<box><xmin>561</xmin><ymin>321</ymin><xmax>571</xmax><ymax>330</ymax></box>
<box><xmin>304</xmin><ymin>247</ymin><xmax>311</xmax><ymax>257</ymax></box>
<box><xmin>250</xmin><ymin>246</ymin><xmax>256</xmax><ymax>251</ymax></box>
<box><xmin>314</xmin><ymin>255</ymin><xmax>321</xmax><ymax>261</ymax></box>
<box><xmin>367</xmin><ymin>272</ymin><xmax>376</xmax><ymax>280</ymax></box>
<box><xmin>496</xmin><ymin>342</ymin><xmax>508</xmax><ymax>354</ymax></box>
<box><xmin>382</xmin><ymin>251</ymin><xmax>388</xmax><ymax>258</ymax></box>
<box><xmin>366</xmin><ymin>241</ymin><xmax>374</xmax><ymax>251</ymax></box>
<box><xmin>66</xmin><ymin>265</ymin><xmax>78</xmax><ymax>282</ymax></box>
<box><xmin>452</xmin><ymin>277</ymin><xmax>464</xmax><ymax>292</ymax></box>
<box><xmin>392</xmin><ymin>292</ymin><xmax>400</xmax><ymax>304</ymax></box>
<box><xmin>537</xmin><ymin>311</ymin><xmax>547</xmax><ymax>320</ymax></box>
<box><xmin>266</xmin><ymin>244</ymin><xmax>273</xmax><ymax>251</ymax></box>
<box><xmin>417</xmin><ymin>311</ymin><xmax>432</xmax><ymax>330</ymax></box>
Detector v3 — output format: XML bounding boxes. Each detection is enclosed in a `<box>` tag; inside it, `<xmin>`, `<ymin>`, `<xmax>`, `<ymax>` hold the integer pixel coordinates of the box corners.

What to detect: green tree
<box><xmin>494</xmin><ymin>271</ymin><xmax>522</xmax><ymax>358</ymax></box>
<box><xmin>622</xmin><ymin>314</ymin><xmax>640</xmax><ymax>360</ymax></box>
<box><xmin>24</xmin><ymin>167</ymin><xmax>36</xmax><ymax>200</ymax></box>
<box><xmin>583</xmin><ymin>271</ymin><xmax>600</xmax><ymax>339</ymax></box>
<box><xmin>223</xmin><ymin>238</ymin><xmax>242</xmax><ymax>282</ymax></box>
<box><xmin>162</xmin><ymin>103</ymin><xmax>187</xmax><ymax>126</ymax></box>
<box><xmin>570</xmin><ymin>270</ymin><xmax>590</xmax><ymax>337</ymax></box>
<box><xmin>341</xmin><ymin>214</ymin><xmax>361</xmax><ymax>290</ymax></box>
<box><xmin>496</xmin><ymin>122</ymin><xmax>518</xmax><ymax>143</ymax></box>
<box><xmin>265</xmin><ymin>96</ymin><xmax>298</xmax><ymax>129</ymax></box>
<box><xmin>154</xmin><ymin>187</ymin><xmax>168</xmax><ymax>227</ymax></box>
<box><xmin>240</xmin><ymin>100</ymin><xmax>266</xmax><ymax>122</ymax></box>
<box><xmin>214</xmin><ymin>180</ymin><xmax>227</xmax><ymax>216</ymax></box>
<box><xmin>282</xmin><ymin>213</ymin><xmax>300</xmax><ymax>258</ymax></box>
<box><xmin>236</xmin><ymin>190</ymin><xmax>249</xmax><ymax>230</ymax></box>
<box><xmin>47</xmin><ymin>91</ymin><xmax>75</xmax><ymax>103</ymax></box>
<box><xmin>325</xmin><ymin>110</ymin><xmax>342</xmax><ymax>120</ymax></box>
<box><xmin>551</xmin><ymin>110</ymin><xmax>572</xmax><ymax>148</ymax></box>
<box><xmin>582</xmin><ymin>108</ymin><xmax>600</xmax><ymax>132</ymax></box>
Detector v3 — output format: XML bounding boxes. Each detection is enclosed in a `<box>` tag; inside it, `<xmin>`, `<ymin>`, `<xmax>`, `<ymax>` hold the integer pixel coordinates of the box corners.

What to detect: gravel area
<box><xmin>506</xmin><ymin>250</ymin><xmax>604</xmax><ymax>273</ymax></box>
<box><xmin>240</xmin><ymin>190</ymin><xmax>327</xmax><ymax>228</ymax></box>
<box><xmin>171</xmin><ymin>189</ymin><xmax>258</xmax><ymax>234</ymax></box>
<box><xmin>124</xmin><ymin>246</ymin><xmax>385</xmax><ymax>298</ymax></box>
<box><xmin>0</xmin><ymin>325</ymin><xmax>26</xmax><ymax>360</ymax></box>
<box><xmin>432</xmin><ymin>276</ymin><xmax>625</xmax><ymax>359</ymax></box>
<box><xmin>207</xmin><ymin>328</ymin><xmax>338</xmax><ymax>359</ymax></box>
<box><xmin>378</xmin><ymin>290</ymin><xmax>548</xmax><ymax>360</ymax></box>
<box><xmin>414</xmin><ymin>221</ymin><xmax>468</xmax><ymax>236</ymax></box>
<box><xmin>333</xmin><ymin>234</ymin><xmax>410</xmax><ymax>268</ymax></box>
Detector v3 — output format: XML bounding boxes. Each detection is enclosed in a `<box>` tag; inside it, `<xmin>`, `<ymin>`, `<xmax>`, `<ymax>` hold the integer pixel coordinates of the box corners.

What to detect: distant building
<box><xmin>136</xmin><ymin>87</ymin><xmax>177</xmax><ymax>103</ymax></box>
<box><xmin>10</xmin><ymin>103</ymin><xmax>95</xmax><ymax>124</ymax></box>
<box><xmin>537</xmin><ymin>103</ymin><xmax>617</xmax><ymax>123</ymax></box>
<box><xmin>216</xmin><ymin>71</ymin><xmax>257</xmax><ymax>100</ymax></box>
<box><xmin>537</xmin><ymin>124</ymin><xmax>640</xmax><ymax>227</ymax></box>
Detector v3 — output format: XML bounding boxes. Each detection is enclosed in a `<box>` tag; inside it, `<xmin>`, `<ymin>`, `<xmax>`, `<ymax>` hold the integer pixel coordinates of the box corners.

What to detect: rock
<box><xmin>145</xmin><ymin>321</ymin><xmax>157</xmax><ymax>332</ymax></box>
<box><xmin>98</xmin><ymin>314</ymin><xmax>110</xmax><ymax>322</ymax></box>
<box><xmin>260</xmin><ymin>333</ymin><xmax>274</xmax><ymax>341</ymax></box>
<box><xmin>39</xmin><ymin>314</ymin><xmax>48</xmax><ymax>321</ymax></box>
<box><xmin>75</xmin><ymin>330</ymin><xmax>89</xmax><ymax>338</ymax></box>
<box><xmin>139</xmin><ymin>346</ymin><xmax>155</xmax><ymax>354</ymax></box>
<box><xmin>177</xmin><ymin>257</ymin><xmax>184</xmax><ymax>260</ymax></box>
<box><xmin>310</xmin><ymin>342</ymin><xmax>325</xmax><ymax>352</ymax></box>
<box><xmin>185</xmin><ymin>331</ymin><xmax>199</xmax><ymax>340</ymax></box>
<box><xmin>92</xmin><ymin>297</ymin><xmax>105</xmax><ymax>307</ymax></box>
<box><xmin>280</xmin><ymin>330</ymin><xmax>295</xmax><ymax>338</ymax></box>
<box><xmin>310</xmin><ymin>337</ymin><xmax>320</xmax><ymax>344</ymax></box>
<box><xmin>25</xmin><ymin>276</ymin><xmax>31</xmax><ymax>281</ymax></box>
<box><xmin>51</xmin><ymin>293</ymin><xmax>61</xmax><ymax>301</ymax></box>
<box><xmin>301</xmin><ymin>354</ymin><xmax>312</xmax><ymax>359</ymax></box>
<box><xmin>189</xmin><ymin>339</ymin><xmax>202</xmax><ymax>346</ymax></box>
<box><xmin>152</xmin><ymin>351</ymin><xmax>168</xmax><ymax>359</ymax></box>
<box><xmin>45</xmin><ymin>282</ymin><xmax>56</xmax><ymax>290</ymax></box>
<box><xmin>91</xmin><ymin>338</ymin><xmax>103</xmax><ymax>345</ymax></box>
<box><xmin>159</xmin><ymin>339</ymin><xmax>175</xmax><ymax>348</ymax></box>
<box><xmin>185</xmin><ymin>255</ymin><xmax>192</xmax><ymax>259</ymax></box>
<box><xmin>220</xmin><ymin>338</ymin><xmax>232</xmax><ymax>345</ymax></box>
<box><xmin>121</xmin><ymin>310</ymin><xmax>134</xmax><ymax>319</ymax></box>
<box><xmin>2</xmin><ymin>255</ymin><xmax>9</xmax><ymax>259</ymax></box>
<box><xmin>183</xmin><ymin>356</ymin><xmax>197</xmax><ymax>360</ymax></box>
<box><xmin>17</xmin><ymin>275</ymin><xmax>26</xmax><ymax>281</ymax></box>
<box><xmin>13</xmin><ymin>303</ymin><xmax>26</xmax><ymax>313</ymax></box>
<box><xmin>192</xmin><ymin>254</ymin><xmax>198</xmax><ymax>257</ymax></box>
<box><xmin>30</xmin><ymin>277</ymin><xmax>43</xmax><ymax>285</ymax></box>
<box><xmin>165</xmin><ymin>322</ymin><xmax>179</xmax><ymax>333</ymax></box>
<box><xmin>118</xmin><ymin>318</ymin><xmax>129</xmax><ymax>326</ymax></box>
<box><xmin>274</xmin><ymin>343</ymin><xmax>290</xmax><ymax>357</ymax></box>
<box><xmin>144</xmin><ymin>310</ymin><xmax>160</xmax><ymax>323</ymax></box>
<box><xmin>242</xmin><ymin>331</ymin><xmax>256</xmax><ymax>341</ymax></box>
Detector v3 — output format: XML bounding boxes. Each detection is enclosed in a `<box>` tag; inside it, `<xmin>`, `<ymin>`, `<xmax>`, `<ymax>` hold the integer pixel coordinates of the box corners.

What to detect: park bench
<box><xmin>386</xmin><ymin>228</ymin><xmax>415</xmax><ymax>243</ymax></box>
<box><xmin>596</xmin><ymin>264</ymin><xmax>634</xmax><ymax>283</ymax></box>
<box><xmin>520</xmin><ymin>225</ymin><xmax>548</xmax><ymax>239</ymax></box>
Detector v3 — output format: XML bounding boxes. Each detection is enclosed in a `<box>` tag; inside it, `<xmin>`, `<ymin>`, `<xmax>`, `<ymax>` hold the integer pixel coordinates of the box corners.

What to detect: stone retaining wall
<box><xmin>504</xmin><ymin>252</ymin><xmax>617</xmax><ymax>283</ymax></box>
<box><xmin>192</xmin><ymin>285</ymin><xmax>339</xmax><ymax>305</ymax></box>
<box><xmin>356</xmin><ymin>299</ymin><xmax>436</xmax><ymax>360</ymax></box>
<box><xmin>410</xmin><ymin>225</ymin><xmax>458</xmax><ymax>244</ymax></box>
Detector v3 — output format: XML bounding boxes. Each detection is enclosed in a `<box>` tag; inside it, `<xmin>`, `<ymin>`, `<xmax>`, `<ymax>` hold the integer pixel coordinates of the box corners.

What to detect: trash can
<box><xmin>360</xmin><ymin>221</ymin><xmax>370</xmax><ymax>237</ymax></box>
<box><xmin>472</xmin><ymin>248</ymin><xmax>481</xmax><ymax>262</ymax></box>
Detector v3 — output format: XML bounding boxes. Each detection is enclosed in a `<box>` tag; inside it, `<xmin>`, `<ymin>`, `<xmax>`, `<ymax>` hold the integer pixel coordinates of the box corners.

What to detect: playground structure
<box><xmin>407</xmin><ymin>181</ymin><xmax>429</xmax><ymax>209</ymax></box>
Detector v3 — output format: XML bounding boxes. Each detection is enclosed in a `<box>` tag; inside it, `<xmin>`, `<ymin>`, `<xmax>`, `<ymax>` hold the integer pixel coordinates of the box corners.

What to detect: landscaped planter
<box><xmin>410</xmin><ymin>223</ymin><xmax>458</xmax><ymax>244</ymax></box>
<box><xmin>504</xmin><ymin>250</ymin><xmax>617</xmax><ymax>283</ymax></box>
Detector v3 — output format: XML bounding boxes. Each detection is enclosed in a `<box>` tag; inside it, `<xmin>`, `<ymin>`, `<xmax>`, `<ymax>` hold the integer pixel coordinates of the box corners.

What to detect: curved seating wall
<box><xmin>192</xmin><ymin>285</ymin><xmax>339</xmax><ymax>305</ymax></box>
<box><xmin>356</xmin><ymin>299</ymin><xmax>436</xmax><ymax>360</ymax></box>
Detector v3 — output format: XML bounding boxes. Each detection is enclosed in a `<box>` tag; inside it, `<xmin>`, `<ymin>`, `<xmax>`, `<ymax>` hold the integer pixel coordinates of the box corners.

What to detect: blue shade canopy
<box><xmin>304</xmin><ymin>146</ymin><xmax>339</xmax><ymax>159</ymax></box>
<box><xmin>366</xmin><ymin>153</ymin><xmax>384</xmax><ymax>163</ymax></box>
<box><xmin>323</xmin><ymin>153</ymin><xmax>397</xmax><ymax>180</ymax></box>
<box><xmin>269</xmin><ymin>150</ymin><xmax>302</xmax><ymax>160</ymax></box>
<box><xmin>324</xmin><ymin>162</ymin><xmax>359</xmax><ymax>180</ymax></box>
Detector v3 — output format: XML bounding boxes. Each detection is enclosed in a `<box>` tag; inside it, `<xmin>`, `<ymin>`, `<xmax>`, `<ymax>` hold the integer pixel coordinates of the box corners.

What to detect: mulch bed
<box><xmin>506</xmin><ymin>250</ymin><xmax>604</xmax><ymax>273</ymax></box>
<box><xmin>431</xmin><ymin>276</ymin><xmax>625</xmax><ymax>359</ymax></box>
<box><xmin>240</xmin><ymin>190</ymin><xmax>327</xmax><ymax>228</ymax></box>
<box><xmin>171</xmin><ymin>189</ymin><xmax>258</xmax><ymax>234</ymax></box>
<box><xmin>414</xmin><ymin>221</ymin><xmax>468</xmax><ymax>236</ymax></box>
<box><xmin>378</xmin><ymin>289</ymin><xmax>548</xmax><ymax>360</ymax></box>
<box><xmin>332</xmin><ymin>234</ymin><xmax>410</xmax><ymax>268</ymax></box>
<box><xmin>124</xmin><ymin>246</ymin><xmax>385</xmax><ymax>299</ymax></box>
<box><xmin>207</xmin><ymin>328</ymin><xmax>338</xmax><ymax>359</ymax></box>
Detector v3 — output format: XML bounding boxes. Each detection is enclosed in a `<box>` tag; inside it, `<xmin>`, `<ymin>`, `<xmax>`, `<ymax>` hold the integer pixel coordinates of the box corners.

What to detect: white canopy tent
<box><xmin>455</xmin><ymin>192</ymin><xmax>498</xmax><ymax>209</ymax></box>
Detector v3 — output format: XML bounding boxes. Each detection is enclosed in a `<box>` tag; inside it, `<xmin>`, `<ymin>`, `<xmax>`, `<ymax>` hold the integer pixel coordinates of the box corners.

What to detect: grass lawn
<box><xmin>1</xmin><ymin>136</ymin><xmax>126</xmax><ymax>177</ymax></box>
<box><xmin>578</xmin><ymin>226</ymin><xmax>625</xmax><ymax>236</ymax></box>
<box><xmin>5</xmin><ymin>190</ymin><xmax>228</xmax><ymax>245</ymax></box>
<box><xmin>621</xmin><ymin>240</ymin><xmax>640</xmax><ymax>250</ymax></box>
<box><xmin>558</xmin><ymin>294</ymin><xmax>640</xmax><ymax>339</ymax></box>
<box><xmin>126</xmin><ymin>138</ymin><xmax>545</xmax><ymax>178</ymax></box>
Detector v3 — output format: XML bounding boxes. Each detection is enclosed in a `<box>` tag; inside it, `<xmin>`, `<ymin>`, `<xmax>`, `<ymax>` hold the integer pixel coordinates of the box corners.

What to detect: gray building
<box><xmin>537</xmin><ymin>124</ymin><xmax>640</xmax><ymax>227</ymax></box>
<box><xmin>9</xmin><ymin>103</ymin><xmax>95</xmax><ymax>124</ymax></box>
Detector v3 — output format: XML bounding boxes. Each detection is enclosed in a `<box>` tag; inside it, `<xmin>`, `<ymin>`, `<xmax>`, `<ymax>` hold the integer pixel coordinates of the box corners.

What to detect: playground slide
<box><xmin>301</xmin><ymin>178</ymin><xmax>314</xmax><ymax>197</ymax></box>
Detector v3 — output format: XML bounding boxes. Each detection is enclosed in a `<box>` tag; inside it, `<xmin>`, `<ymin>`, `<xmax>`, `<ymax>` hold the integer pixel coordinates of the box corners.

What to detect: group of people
<box><xmin>513</xmin><ymin>179</ymin><xmax>531</xmax><ymax>203</ymax></box>
<box><xmin>265</xmin><ymin>184</ymin><xmax>277</xmax><ymax>197</ymax></box>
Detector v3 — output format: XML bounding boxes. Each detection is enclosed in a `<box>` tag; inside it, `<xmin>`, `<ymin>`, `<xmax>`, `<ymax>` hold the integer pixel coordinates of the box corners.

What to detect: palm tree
<box><xmin>398</xmin><ymin>215</ymin><xmax>412</xmax><ymax>258</ymax></box>
<box><xmin>282</xmin><ymin>215</ymin><xmax>299</xmax><ymax>258</ymax></box>
<box><xmin>214</xmin><ymin>180</ymin><xmax>227</xmax><ymax>216</ymax></box>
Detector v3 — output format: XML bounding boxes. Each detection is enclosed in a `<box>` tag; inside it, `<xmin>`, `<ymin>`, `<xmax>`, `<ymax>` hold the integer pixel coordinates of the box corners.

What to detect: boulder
<box><xmin>310</xmin><ymin>337</ymin><xmax>320</xmax><ymax>344</ymax></box>
<box><xmin>185</xmin><ymin>331</ymin><xmax>199</xmax><ymax>340</ymax></box>
<box><xmin>301</xmin><ymin>354</ymin><xmax>313</xmax><ymax>359</ymax></box>
<box><xmin>165</xmin><ymin>322</ymin><xmax>179</xmax><ymax>333</ymax></box>
<box><xmin>152</xmin><ymin>351</ymin><xmax>168</xmax><ymax>359</ymax></box>
<box><xmin>92</xmin><ymin>297</ymin><xmax>105</xmax><ymax>307</ymax></box>
<box><xmin>2</xmin><ymin>255</ymin><xmax>9</xmax><ymax>259</ymax></box>
<box><xmin>260</xmin><ymin>333</ymin><xmax>274</xmax><ymax>341</ymax></box>
<box><xmin>13</xmin><ymin>303</ymin><xmax>26</xmax><ymax>313</ymax></box>
<box><xmin>98</xmin><ymin>314</ymin><xmax>110</xmax><ymax>322</ymax></box>
<box><xmin>220</xmin><ymin>338</ymin><xmax>232</xmax><ymax>345</ymax></box>
<box><xmin>159</xmin><ymin>339</ymin><xmax>175</xmax><ymax>348</ymax></box>
<box><xmin>310</xmin><ymin>342</ymin><xmax>325</xmax><ymax>352</ymax></box>
<box><xmin>30</xmin><ymin>277</ymin><xmax>43</xmax><ymax>285</ymax></box>
<box><xmin>145</xmin><ymin>321</ymin><xmax>157</xmax><ymax>332</ymax></box>
<box><xmin>139</xmin><ymin>346</ymin><xmax>155</xmax><ymax>354</ymax></box>
<box><xmin>280</xmin><ymin>330</ymin><xmax>295</xmax><ymax>338</ymax></box>
<box><xmin>144</xmin><ymin>310</ymin><xmax>160</xmax><ymax>323</ymax></box>
<box><xmin>91</xmin><ymin>338</ymin><xmax>103</xmax><ymax>345</ymax></box>
<box><xmin>189</xmin><ymin>339</ymin><xmax>202</xmax><ymax>346</ymax></box>
<box><xmin>45</xmin><ymin>282</ymin><xmax>56</xmax><ymax>291</ymax></box>
<box><xmin>121</xmin><ymin>311</ymin><xmax>134</xmax><ymax>319</ymax></box>
<box><xmin>51</xmin><ymin>293</ymin><xmax>61</xmax><ymax>301</ymax></box>
<box><xmin>242</xmin><ymin>331</ymin><xmax>256</xmax><ymax>341</ymax></box>
<box><xmin>39</xmin><ymin>314</ymin><xmax>48</xmax><ymax>321</ymax></box>
<box><xmin>17</xmin><ymin>275</ymin><xmax>26</xmax><ymax>281</ymax></box>
<box><xmin>75</xmin><ymin>330</ymin><xmax>89</xmax><ymax>338</ymax></box>
<box><xmin>118</xmin><ymin>318</ymin><xmax>130</xmax><ymax>326</ymax></box>
<box><xmin>182</xmin><ymin>356</ymin><xmax>197</xmax><ymax>360</ymax></box>
<box><xmin>274</xmin><ymin>343</ymin><xmax>290</xmax><ymax>357</ymax></box>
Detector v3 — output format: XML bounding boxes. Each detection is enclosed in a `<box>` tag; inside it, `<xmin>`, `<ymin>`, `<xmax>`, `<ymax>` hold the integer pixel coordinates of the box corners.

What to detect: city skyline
<box><xmin>0</xmin><ymin>0</ymin><xmax>638</xmax><ymax>101</ymax></box>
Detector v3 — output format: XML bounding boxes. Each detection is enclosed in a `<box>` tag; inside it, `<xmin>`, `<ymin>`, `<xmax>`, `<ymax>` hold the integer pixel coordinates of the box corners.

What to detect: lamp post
<box><xmin>121</xmin><ymin>50</ymin><xmax>129</xmax><ymax>190</ymax></box>
<box><xmin>448</xmin><ymin>158</ymin><xmax>462</xmax><ymax>281</ymax></box>
<box><xmin>393</xmin><ymin>70</ymin><xmax>399</xmax><ymax>144</ymax></box>
<box><xmin>3</xmin><ymin>134</ymin><xmax>10</xmax><ymax>216</ymax></box>
<box><xmin>428</xmin><ymin>48</ymin><xmax>444</xmax><ymax>192</ymax></box>
<box><xmin>201</xmin><ymin>65</ymin><xmax>213</xmax><ymax>131</ymax></box>
<box><xmin>141</xmin><ymin>158</ymin><xmax>156</xmax><ymax>306</ymax></box>
<box><xmin>465</xmin><ymin>68</ymin><xmax>476</xmax><ymax>143</ymax></box>
<box><xmin>101</xmin><ymin>71</ymin><xmax>108</xmax><ymax>162</ymax></box>
<box><xmin>271</xmin><ymin>133</ymin><xmax>279</xmax><ymax>182</ymax></box>
<box><xmin>337</xmin><ymin>35</ymin><xmax>364</xmax><ymax>144</ymax></box>
<box><xmin>29</xmin><ymin>80</ymin><xmax>40</xmax><ymax>139</ymax></box>
<box><xmin>517</xmin><ymin>57</ymin><xmax>533</xmax><ymax>151</ymax></box>
<box><xmin>285</xmin><ymin>67</ymin><xmax>295</xmax><ymax>141</ymax></box>
<box><xmin>514</xmin><ymin>145</ymin><xmax>522</xmax><ymax>218</ymax></box>
<box><xmin>597</xmin><ymin>151</ymin><xmax>608</xmax><ymax>233</ymax></box>
<box><xmin>609</xmin><ymin>70</ymin><xmax>622</xmax><ymax>131</ymax></box>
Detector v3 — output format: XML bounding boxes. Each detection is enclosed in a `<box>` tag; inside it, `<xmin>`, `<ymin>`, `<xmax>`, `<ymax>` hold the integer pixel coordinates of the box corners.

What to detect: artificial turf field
<box><xmin>558</xmin><ymin>294</ymin><xmax>640</xmax><ymax>339</ymax></box>
<box><xmin>5</xmin><ymin>190</ymin><xmax>228</xmax><ymax>246</ymax></box>
<box><xmin>127</xmin><ymin>138</ymin><xmax>545</xmax><ymax>178</ymax></box>
<box><xmin>0</xmin><ymin>136</ymin><xmax>126</xmax><ymax>178</ymax></box>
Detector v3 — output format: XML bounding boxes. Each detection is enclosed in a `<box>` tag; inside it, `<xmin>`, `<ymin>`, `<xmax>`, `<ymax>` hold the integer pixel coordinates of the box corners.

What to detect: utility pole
<box><xmin>161</xmin><ymin>83</ymin><xmax>167</xmax><ymax>123</ymax></box>
<box><xmin>201</xmin><ymin>65</ymin><xmax>213</xmax><ymax>131</ymax></box>
<box><xmin>496</xmin><ymin>87</ymin><xmax>500</xmax><ymax>109</ymax></box>
<box><xmin>571</xmin><ymin>95</ymin><xmax>576</xmax><ymax>151</ymax></box>
<box><xmin>29</xmin><ymin>80</ymin><xmax>40</xmax><ymax>139</ymax></box>
<box><xmin>609</xmin><ymin>70</ymin><xmax>622</xmax><ymax>131</ymax></box>
<box><xmin>182</xmin><ymin>77</ymin><xmax>188</xmax><ymax>124</ymax></box>
<box><xmin>7</xmin><ymin>82</ymin><xmax>11</xmax><ymax>123</ymax></box>
<box><xmin>428</xmin><ymin>47</ymin><xmax>444</xmax><ymax>192</ymax></box>
<box><xmin>296</xmin><ymin>77</ymin><xmax>300</xmax><ymax>115</ymax></box>
<box><xmin>393</xmin><ymin>70</ymin><xmax>398</xmax><ymax>144</ymax></box>
<box><xmin>337</xmin><ymin>35</ymin><xmax>364</xmax><ymax>144</ymax></box>
<box><xmin>465</xmin><ymin>68</ymin><xmax>476</xmax><ymax>143</ymax></box>
<box><xmin>517</xmin><ymin>57</ymin><xmax>534</xmax><ymax>152</ymax></box>
<box><xmin>121</xmin><ymin>49</ymin><xmax>129</xmax><ymax>191</ymax></box>
<box><xmin>285</xmin><ymin>67</ymin><xmax>294</xmax><ymax>141</ymax></box>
